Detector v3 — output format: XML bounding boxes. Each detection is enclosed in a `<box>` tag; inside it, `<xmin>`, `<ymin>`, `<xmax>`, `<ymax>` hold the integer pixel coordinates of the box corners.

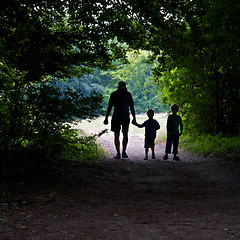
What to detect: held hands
<box><xmin>132</xmin><ymin>118</ymin><xmax>137</xmax><ymax>125</ymax></box>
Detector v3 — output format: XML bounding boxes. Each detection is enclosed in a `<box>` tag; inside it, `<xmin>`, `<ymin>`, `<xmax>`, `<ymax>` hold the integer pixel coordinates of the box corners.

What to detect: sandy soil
<box><xmin>0</xmin><ymin>134</ymin><xmax>240</xmax><ymax>240</ymax></box>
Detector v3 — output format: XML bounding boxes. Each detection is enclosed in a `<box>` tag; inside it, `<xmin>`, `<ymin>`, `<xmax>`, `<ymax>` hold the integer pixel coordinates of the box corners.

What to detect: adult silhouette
<box><xmin>103</xmin><ymin>81</ymin><xmax>136</xmax><ymax>159</ymax></box>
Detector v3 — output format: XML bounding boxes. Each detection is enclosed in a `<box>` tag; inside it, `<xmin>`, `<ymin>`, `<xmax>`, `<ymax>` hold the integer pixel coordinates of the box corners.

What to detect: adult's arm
<box><xmin>103</xmin><ymin>95</ymin><xmax>113</xmax><ymax>125</ymax></box>
<box><xmin>133</xmin><ymin>121</ymin><xmax>144</xmax><ymax>128</ymax></box>
<box><xmin>129</xmin><ymin>93</ymin><xmax>136</xmax><ymax>121</ymax></box>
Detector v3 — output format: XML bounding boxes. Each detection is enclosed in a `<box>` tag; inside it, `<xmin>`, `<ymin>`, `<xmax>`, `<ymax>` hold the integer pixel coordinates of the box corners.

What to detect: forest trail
<box><xmin>1</xmin><ymin>134</ymin><xmax>240</xmax><ymax>240</ymax></box>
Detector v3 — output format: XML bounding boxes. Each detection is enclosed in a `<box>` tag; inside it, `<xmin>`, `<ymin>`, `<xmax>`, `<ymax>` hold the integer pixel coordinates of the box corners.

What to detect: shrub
<box><xmin>181</xmin><ymin>133</ymin><xmax>240</xmax><ymax>158</ymax></box>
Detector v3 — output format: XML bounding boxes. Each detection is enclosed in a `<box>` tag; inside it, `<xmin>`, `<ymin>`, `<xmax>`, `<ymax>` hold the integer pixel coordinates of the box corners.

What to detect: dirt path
<box><xmin>1</xmin><ymin>134</ymin><xmax>240</xmax><ymax>240</ymax></box>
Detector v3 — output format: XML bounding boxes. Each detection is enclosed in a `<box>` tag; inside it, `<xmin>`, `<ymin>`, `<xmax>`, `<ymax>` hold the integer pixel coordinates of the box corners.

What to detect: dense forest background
<box><xmin>54</xmin><ymin>50</ymin><xmax>167</xmax><ymax>114</ymax></box>
<box><xmin>0</xmin><ymin>0</ymin><xmax>239</xmax><ymax>172</ymax></box>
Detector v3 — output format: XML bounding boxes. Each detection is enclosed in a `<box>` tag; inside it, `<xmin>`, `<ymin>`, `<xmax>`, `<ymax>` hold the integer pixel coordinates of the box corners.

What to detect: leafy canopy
<box><xmin>1</xmin><ymin>0</ymin><xmax>239</xmax><ymax>169</ymax></box>
<box><xmin>129</xmin><ymin>0</ymin><xmax>240</xmax><ymax>136</ymax></box>
<box><xmin>0</xmin><ymin>0</ymin><xmax>141</xmax><ymax>166</ymax></box>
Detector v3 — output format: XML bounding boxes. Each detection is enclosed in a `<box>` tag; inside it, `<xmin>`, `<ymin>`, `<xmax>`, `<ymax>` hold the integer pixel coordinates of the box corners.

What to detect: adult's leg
<box><xmin>114</xmin><ymin>130</ymin><xmax>121</xmax><ymax>155</ymax></box>
<box><xmin>122</xmin><ymin>130</ymin><xmax>128</xmax><ymax>155</ymax></box>
<box><xmin>121</xmin><ymin>118</ymin><xmax>130</xmax><ymax>158</ymax></box>
<box><xmin>143</xmin><ymin>148</ymin><xmax>148</xmax><ymax>160</ymax></box>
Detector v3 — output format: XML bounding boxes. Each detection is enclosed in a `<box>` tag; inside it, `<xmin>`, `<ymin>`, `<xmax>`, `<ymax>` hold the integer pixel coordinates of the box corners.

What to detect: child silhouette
<box><xmin>163</xmin><ymin>104</ymin><xmax>183</xmax><ymax>161</ymax></box>
<box><xmin>132</xmin><ymin>109</ymin><xmax>160</xmax><ymax>160</ymax></box>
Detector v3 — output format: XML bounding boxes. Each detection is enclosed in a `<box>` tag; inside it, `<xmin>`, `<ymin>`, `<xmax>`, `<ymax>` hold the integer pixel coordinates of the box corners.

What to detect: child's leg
<box><xmin>172</xmin><ymin>135</ymin><xmax>180</xmax><ymax>160</ymax></box>
<box><xmin>151</xmin><ymin>146</ymin><xmax>155</xmax><ymax>159</ymax></box>
<box><xmin>144</xmin><ymin>138</ymin><xmax>149</xmax><ymax>160</ymax></box>
<box><xmin>151</xmin><ymin>146</ymin><xmax>155</xmax><ymax>155</ymax></box>
<box><xmin>165</xmin><ymin>135</ymin><xmax>172</xmax><ymax>154</ymax></box>
<box><xmin>172</xmin><ymin>135</ymin><xmax>179</xmax><ymax>155</ymax></box>
<box><xmin>163</xmin><ymin>135</ymin><xmax>172</xmax><ymax>160</ymax></box>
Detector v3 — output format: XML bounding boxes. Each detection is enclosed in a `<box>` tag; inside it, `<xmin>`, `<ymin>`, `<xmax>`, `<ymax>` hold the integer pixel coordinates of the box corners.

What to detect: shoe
<box><xmin>173</xmin><ymin>156</ymin><xmax>180</xmax><ymax>161</ymax></box>
<box><xmin>163</xmin><ymin>155</ymin><xmax>168</xmax><ymax>160</ymax></box>
<box><xmin>115</xmin><ymin>153</ymin><xmax>121</xmax><ymax>159</ymax></box>
<box><xmin>144</xmin><ymin>156</ymin><xmax>148</xmax><ymax>160</ymax></box>
<box><xmin>122</xmin><ymin>152</ymin><xmax>128</xmax><ymax>158</ymax></box>
<box><xmin>152</xmin><ymin>154</ymin><xmax>155</xmax><ymax>159</ymax></box>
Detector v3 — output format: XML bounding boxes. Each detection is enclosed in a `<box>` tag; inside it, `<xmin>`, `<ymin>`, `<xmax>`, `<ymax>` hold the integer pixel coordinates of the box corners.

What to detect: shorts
<box><xmin>111</xmin><ymin>118</ymin><xmax>130</xmax><ymax>132</ymax></box>
<box><xmin>144</xmin><ymin>138</ymin><xmax>155</xmax><ymax>148</ymax></box>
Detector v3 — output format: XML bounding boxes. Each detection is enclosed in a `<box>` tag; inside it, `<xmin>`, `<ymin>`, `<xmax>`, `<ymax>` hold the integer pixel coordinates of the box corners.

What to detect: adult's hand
<box><xmin>103</xmin><ymin>118</ymin><xmax>108</xmax><ymax>125</ymax></box>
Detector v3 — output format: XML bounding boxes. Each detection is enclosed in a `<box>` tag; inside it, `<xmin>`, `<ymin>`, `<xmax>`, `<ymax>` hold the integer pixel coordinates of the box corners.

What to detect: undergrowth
<box><xmin>60</xmin><ymin>128</ymin><xmax>105</xmax><ymax>164</ymax></box>
<box><xmin>181</xmin><ymin>133</ymin><xmax>240</xmax><ymax>158</ymax></box>
<box><xmin>0</xmin><ymin>128</ymin><xmax>104</xmax><ymax>180</ymax></box>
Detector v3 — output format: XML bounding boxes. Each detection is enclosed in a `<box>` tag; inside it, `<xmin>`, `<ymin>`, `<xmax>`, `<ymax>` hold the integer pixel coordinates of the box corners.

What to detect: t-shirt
<box><xmin>109</xmin><ymin>90</ymin><xmax>134</xmax><ymax>121</ymax></box>
<box><xmin>166</xmin><ymin>114</ymin><xmax>183</xmax><ymax>135</ymax></box>
<box><xmin>138</xmin><ymin>119</ymin><xmax>160</xmax><ymax>139</ymax></box>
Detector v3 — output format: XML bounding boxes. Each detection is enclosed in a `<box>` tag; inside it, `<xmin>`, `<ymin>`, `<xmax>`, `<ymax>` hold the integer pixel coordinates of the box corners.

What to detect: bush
<box><xmin>0</xmin><ymin>126</ymin><xmax>104</xmax><ymax>179</ymax></box>
<box><xmin>181</xmin><ymin>133</ymin><xmax>240</xmax><ymax>158</ymax></box>
<box><xmin>0</xmin><ymin>77</ymin><xmax>104</xmax><ymax>176</ymax></box>
<box><xmin>59</xmin><ymin>128</ymin><xmax>105</xmax><ymax>163</ymax></box>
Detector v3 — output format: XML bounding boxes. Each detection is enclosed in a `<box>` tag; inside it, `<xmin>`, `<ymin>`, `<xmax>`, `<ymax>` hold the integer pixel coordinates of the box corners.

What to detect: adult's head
<box><xmin>117</xmin><ymin>81</ymin><xmax>127</xmax><ymax>91</ymax></box>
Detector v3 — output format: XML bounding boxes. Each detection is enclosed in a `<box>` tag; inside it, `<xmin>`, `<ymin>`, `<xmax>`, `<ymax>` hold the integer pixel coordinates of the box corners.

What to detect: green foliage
<box><xmin>0</xmin><ymin>0</ymin><xmax>139</xmax><ymax>80</ymax></box>
<box><xmin>57</xmin><ymin>50</ymin><xmax>167</xmax><ymax>115</ymax></box>
<box><xmin>0</xmin><ymin>0</ymin><xmax>140</xmax><ymax>170</ymax></box>
<box><xmin>132</xmin><ymin>0</ymin><xmax>240</xmax><ymax>137</ymax></box>
<box><xmin>0</xmin><ymin>66</ymin><xmax>103</xmax><ymax>169</ymax></box>
<box><xmin>53</xmin><ymin>72</ymin><xmax>105</xmax><ymax>97</ymax></box>
<box><xmin>158</xmin><ymin>67</ymin><xmax>217</xmax><ymax>134</ymax></box>
<box><xmin>181</xmin><ymin>133</ymin><xmax>240</xmax><ymax>158</ymax></box>
<box><xmin>98</xmin><ymin>50</ymin><xmax>167</xmax><ymax>114</ymax></box>
<box><xmin>1</xmin><ymin>0</ymin><xmax>240</xmax><ymax>170</ymax></box>
<box><xmin>60</xmin><ymin>128</ymin><xmax>104</xmax><ymax>163</ymax></box>
<box><xmin>1</xmin><ymin>126</ymin><xmax>103</xmax><ymax>177</ymax></box>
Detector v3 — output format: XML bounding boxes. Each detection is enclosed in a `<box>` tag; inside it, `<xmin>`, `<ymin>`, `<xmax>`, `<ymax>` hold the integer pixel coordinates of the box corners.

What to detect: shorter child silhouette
<box><xmin>132</xmin><ymin>109</ymin><xmax>160</xmax><ymax>160</ymax></box>
<box><xmin>163</xmin><ymin>103</ymin><xmax>183</xmax><ymax>161</ymax></box>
